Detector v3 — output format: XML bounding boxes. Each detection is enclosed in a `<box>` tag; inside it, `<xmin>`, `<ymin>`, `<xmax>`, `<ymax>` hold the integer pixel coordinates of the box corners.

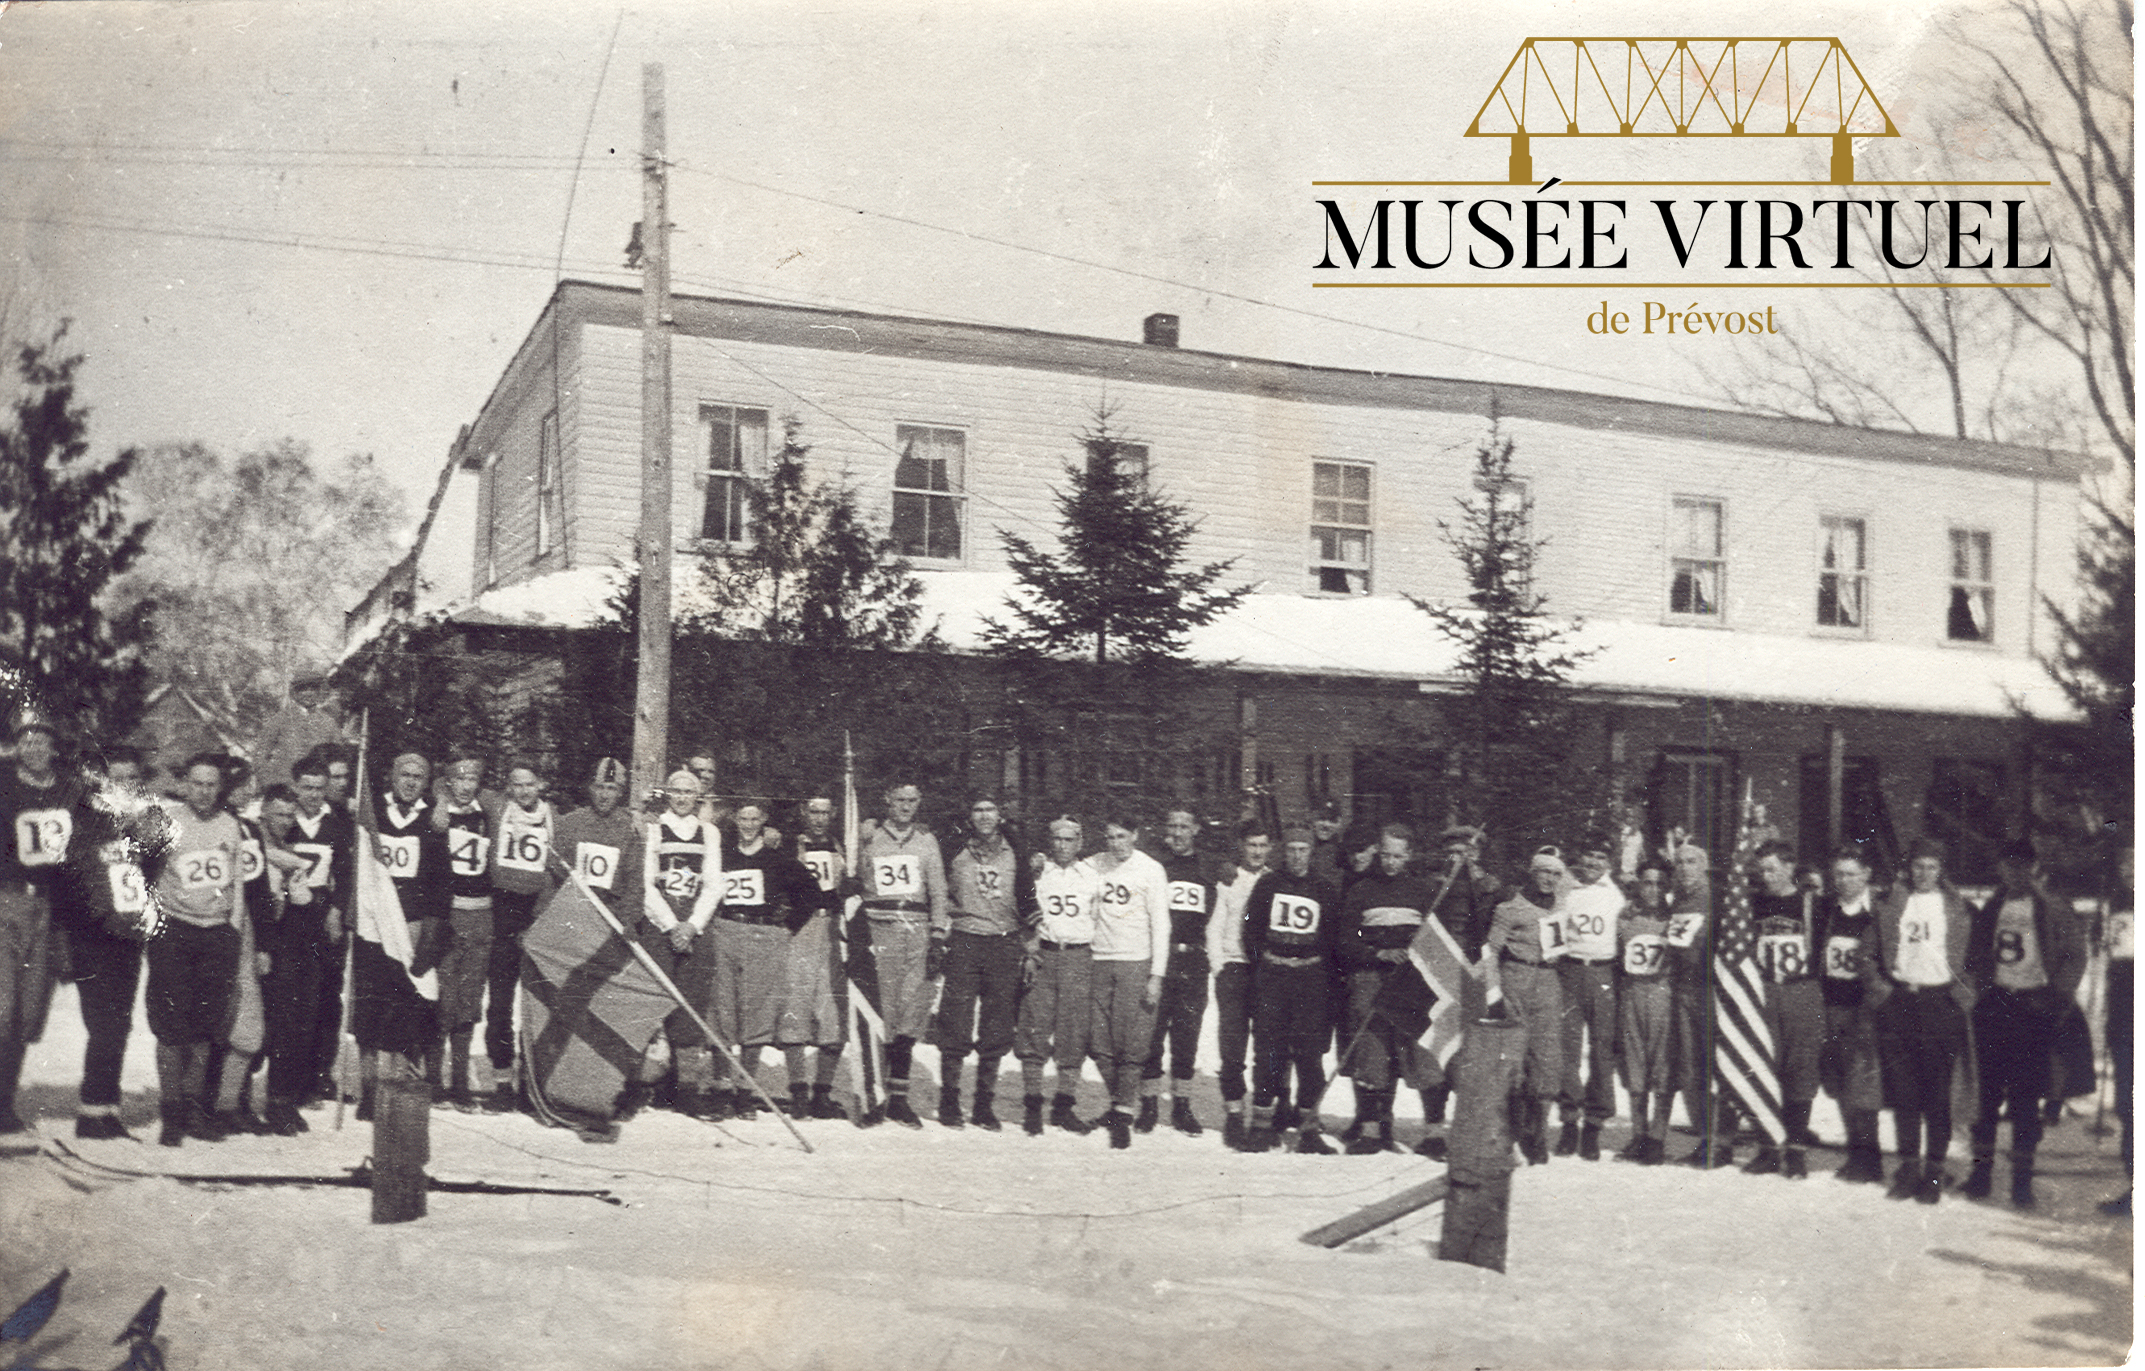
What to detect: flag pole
<box><xmin>549</xmin><ymin>855</ymin><xmax>813</xmax><ymax>1154</ymax></box>
<box><xmin>331</xmin><ymin>709</ymin><xmax>370</xmax><ymax>1132</ymax></box>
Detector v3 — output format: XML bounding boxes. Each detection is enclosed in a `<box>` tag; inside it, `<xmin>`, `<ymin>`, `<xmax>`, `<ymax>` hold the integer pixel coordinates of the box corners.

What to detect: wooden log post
<box><xmin>1439</xmin><ymin>1014</ymin><xmax>1523</xmax><ymax>1273</ymax></box>
<box><xmin>1298</xmin><ymin>1177</ymin><xmax>1451</xmax><ymax>1248</ymax></box>
<box><xmin>371</xmin><ymin>1050</ymin><xmax>430</xmax><ymax>1224</ymax></box>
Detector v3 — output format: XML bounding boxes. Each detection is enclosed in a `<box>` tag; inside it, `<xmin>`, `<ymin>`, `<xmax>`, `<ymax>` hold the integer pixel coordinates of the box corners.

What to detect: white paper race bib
<box><xmin>447</xmin><ymin>828</ymin><xmax>490</xmax><ymax>878</ymax></box>
<box><xmin>1757</xmin><ymin>931</ymin><xmax>1809</xmax><ymax>982</ymax></box>
<box><xmin>239</xmin><ymin>836</ymin><xmax>265</xmax><ymax>884</ymax></box>
<box><xmin>497</xmin><ymin>826</ymin><xmax>548</xmax><ymax>873</ymax></box>
<box><xmin>659</xmin><ymin>860</ymin><xmax>702</xmax><ymax>902</ymax></box>
<box><xmin>575</xmin><ymin>842</ymin><xmax>621</xmax><ymax>890</ymax></box>
<box><xmin>290</xmin><ymin>842</ymin><xmax>333</xmax><ymax>888</ymax></box>
<box><xmin>1665</xmin><ymin>912</ymin><xmax>1704</xmax><ymax>948</ymax></box>
<box><xmin>177</xmin><ymin>849</ymin><xmax>231</xmax><ymax>891</ymax></box>
<box><xmin>1822</xmin><ymin>935</ymin><xmax>1861</xmax><ymax>979</ymax></box>
<box><xmin>802</xmin><ymin>850</ymin><xmax>838</xmax><ymax>891</ymax></box>
<box><xmin>2111</xmin><ymin>910</ymin><xmax>2135</xmax><ymax>961</ymax></box>
<box><xmin>1168</xmin><ymin>880</ymin><xmax>1207</xmax><ymax>913</ymax></box>
<box><xmin>107</xmin><ymin>861</ymin><xmax>149</xmax><ymax>915</ymax></box>
<box><xmin>976</xmin><ymin>867</ymin><xmax>1004</xmax><ymax>897</ymax></box>
<box><xmin>723</xmin><ymin>868</ymin><xmax>766</xmax><ymax>907</ymax></box>
<box><xmin>1622</xmin><ymin>934</ymin><xmax>1666</xmax><ymax>976</ymax></box>
<box><xmin>1269</xmin><ymin>894</ymin><xmax>1320</xmax><ymax>934</ymax></box>
<box><xmin>873</xmin><ymin>854</ymin><xmax>921</xmax><ymax>899</ymax></box>
<box><xmin>376</xmin><ymin>834</ymin><xmax>421</xmax><ymax>877</ymax></box>
<box><xmin>1040</xmin><ymin>890</ymin><xmax>1090</xmax><ymax>921</ymax></box>
<box><xmin>13</xmin><ymin>809</ymin><xmax>71</xmax><ymax>867</ymax></box>
<box><xmin>1537</xmin><ymin>911</ymin><xmax>1569</xmax><ymax>959</ymax></box>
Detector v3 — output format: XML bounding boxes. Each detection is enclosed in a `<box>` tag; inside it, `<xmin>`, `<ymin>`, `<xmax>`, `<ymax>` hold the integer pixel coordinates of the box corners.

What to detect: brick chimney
<box><xmin>1143</xmin><ymin>313</ymin><xmax>1180</xmax><ymax>347</ymax></box>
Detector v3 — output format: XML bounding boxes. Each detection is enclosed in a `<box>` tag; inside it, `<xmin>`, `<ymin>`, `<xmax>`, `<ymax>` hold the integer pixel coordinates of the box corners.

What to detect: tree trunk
<box><xmin>1439</xmin><ymin>1015</ymin><xmax>1523</xmax><ymax>1273</ymax></box>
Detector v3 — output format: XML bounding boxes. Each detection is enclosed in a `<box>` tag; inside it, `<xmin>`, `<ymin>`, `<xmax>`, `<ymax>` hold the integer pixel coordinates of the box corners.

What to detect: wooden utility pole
<box><xmin>631</xmin><ymin>63</ymin><xmax>673</xmax><ymax>807</ymax></box>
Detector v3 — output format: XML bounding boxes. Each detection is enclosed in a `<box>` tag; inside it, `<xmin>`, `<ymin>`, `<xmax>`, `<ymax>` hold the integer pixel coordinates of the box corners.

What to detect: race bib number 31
<box><xmin>803</xmin><ymin>851</ymin><xmax>837</xmax><ymax>891</ymax></box>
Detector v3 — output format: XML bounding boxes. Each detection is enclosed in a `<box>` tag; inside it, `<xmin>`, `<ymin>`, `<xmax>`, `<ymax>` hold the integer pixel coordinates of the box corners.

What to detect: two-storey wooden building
<box><xmin>349</xmin><ymin>280</ymin><xmax>2091</xmax><ymax>880</ymax></box>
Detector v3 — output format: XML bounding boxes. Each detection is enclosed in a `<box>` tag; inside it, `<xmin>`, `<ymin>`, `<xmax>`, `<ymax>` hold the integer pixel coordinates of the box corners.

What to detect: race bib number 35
<box><xmin>874</xmin><ymin>854</ymin><xmax>921</xmax><ymax>899</ymax></box>
<box><xmin>1269</xmin><ymin>894</ymin><xmax>1320</xmax><ymax>934</ymax></box>
<box><xmin>576</xmin><ymin>842</ymin><xmax>620</xmax><ymax>890</ymax></box>
<box><xmin>14</xmin><ymin>809</ymin><xmax>71</xmax><ymax>867</ymax></box>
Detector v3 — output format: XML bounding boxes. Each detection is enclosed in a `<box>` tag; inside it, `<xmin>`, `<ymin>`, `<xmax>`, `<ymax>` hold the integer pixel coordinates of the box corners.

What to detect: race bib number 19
<box><xmin>239</xmin><ymin>837</ymin><xmax>265</xmax><ymax>884</ymax></box>
<box><xmin>1269</xmin><ymin>894</ymin><xmax>1320</xmax><ymax>934</ymax></box>
<box><xmin>576</xmin><ymin>842</ymin><xmax>620</xmax><ymax>890</ymax></box>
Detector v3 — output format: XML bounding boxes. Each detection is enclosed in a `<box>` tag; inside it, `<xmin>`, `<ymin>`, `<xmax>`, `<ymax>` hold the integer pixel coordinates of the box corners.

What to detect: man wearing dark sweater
<box><xmin>1241</xmin><ymin>827</ymin><xmax>1343</xmax><ymax>1154</ymax></box>
<box><xmin>1336</xmin><ymin>825</ymin><xmax>1441</xmax><ymax>1155</ymax></box>
<box><xmin>1139</xmin><ymin>808</ymin><xmax>1222</xmax><ymax>1135</ymax></box>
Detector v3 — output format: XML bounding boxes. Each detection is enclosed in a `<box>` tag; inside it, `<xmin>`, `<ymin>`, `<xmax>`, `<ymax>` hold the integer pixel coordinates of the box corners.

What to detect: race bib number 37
<box><xmin>1622</xmin><ymin>934</ymin><xmax>1666</xmax><ymax>977</ymax></box>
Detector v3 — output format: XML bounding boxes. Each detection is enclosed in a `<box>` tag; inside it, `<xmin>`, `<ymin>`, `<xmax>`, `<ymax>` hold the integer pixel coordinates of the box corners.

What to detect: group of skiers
<box><xmin>0</xmin><ymin>702</ymin><xmax>2130</xmax><ymax>1217</ymax></box>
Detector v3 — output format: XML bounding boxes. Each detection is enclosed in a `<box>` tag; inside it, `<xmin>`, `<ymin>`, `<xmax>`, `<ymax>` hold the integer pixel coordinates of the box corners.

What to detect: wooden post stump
<box><xmin>1439</xmin><ymin>1014</ymin><xmax>1523</xmax><ymax>1273</ymax></box>
<box><xmin>372</xmin><ymin>1050</ymin><xmax>431</xmax><ymax>1224</ymax></box>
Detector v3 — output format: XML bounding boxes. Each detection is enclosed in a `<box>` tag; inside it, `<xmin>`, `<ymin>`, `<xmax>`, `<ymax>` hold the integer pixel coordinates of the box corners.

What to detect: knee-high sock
<box><xmin>1894</xmin><ymin>1110</ymin><xmax>1923</xmax><ymax>1162</ymax></box>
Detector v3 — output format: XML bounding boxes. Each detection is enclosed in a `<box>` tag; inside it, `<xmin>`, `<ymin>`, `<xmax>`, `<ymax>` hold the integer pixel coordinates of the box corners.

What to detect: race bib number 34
<box><xmin>874</xmin><ymin>854</ymin><xmax>921</xmax><ymax>899</ymax></box>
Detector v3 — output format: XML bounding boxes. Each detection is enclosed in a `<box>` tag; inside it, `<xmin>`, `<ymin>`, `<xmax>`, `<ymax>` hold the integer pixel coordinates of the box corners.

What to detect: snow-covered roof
<box><xmin>434</xmin><ymin>562</ymin><xmax>2067</xmax><ymax>721</ymax></box>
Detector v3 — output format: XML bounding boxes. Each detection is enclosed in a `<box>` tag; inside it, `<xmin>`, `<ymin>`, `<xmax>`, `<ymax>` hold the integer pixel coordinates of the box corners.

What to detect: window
<box><xmin>536</xmin><ymin>410</ymin><xmax>562</xmax><ymax>559</ymax></box>
<box><xmin>1815</xmin><ymin>515</ymin><xmax>1868</xmax><ymax>629</ymax></box>
<box><xmin>699</xmin><ymin>404</ymin><xmax>769</xmax><ymax>545</ymax></box>
<box><xmin>1797</xmin><ymin>753</ymin><xmax>1898</xmax><ymax>865</ymax></box>
<box><xmin>891</xmin><ymin>424</ymin><xmax>966</xmax><ymax>561</ymax></box>
<box><xmin>1947</xmin><ymin>528</ymin><xmax>1993</xmax><ymax>642</ymax></box>
<box><xmin>1309</xmin><ymin>460</ymin><xmax>1372</xmax><ymax>594</ymax></box>
<box><xmin>1086</xmin><ymin>440</ymin><xmax>1149</xmax><ymax>489</ymax></box>
<box><xmin>1926</xmin><ymin>758</ymin><xmax>2007</xmax><ymax>885</ymax></box>
<box><xmin>1648</xmin><ymin>749</ymin><xmax>1735</xmax><ymax>868</ymax></box>
<box><xmin>1669</xmin><ymin>497</ymin><xmax>1724</xmax><ymax>618</ymax></box>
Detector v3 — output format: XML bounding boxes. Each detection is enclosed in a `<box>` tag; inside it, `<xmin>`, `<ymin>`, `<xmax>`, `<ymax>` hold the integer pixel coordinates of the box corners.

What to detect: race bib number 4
<box><xmin>1269</xmin><ymin>894</ymin><xmax>1320</xmax><ymax>934</ymax></box>
<box><xmin>576</xmin><ymin>842</ymin><xmax>620</xmax><ymax>890</ymax></box>
<box><xmin>13</xmin><ymin>809</ymin><xmax>71</xmax><ymax>867</ymax></box>
<box><xmin>1823</xmin><ymin>935</ymin><xmax>1861</xmax><ymax>979</ymax></box>
<box><xmin>722</xmin><ymin>868</ymin><xmax>766</xmax><ymax>907</ymax></box>
<box><xmin>497</xmin><ymin>828</ymin><xmax>547</xmax><ymax>873</ymax></box>
<box><xmin>873</xmin><ymin>854</ymin><xmax>921</xmax><ymax>899</ymax></box>
<box><xmin>1665</xmin><ymin>912</ymin><xmax>1704</xmax><ymax>948</ymax></box>
<box><xmin>376</xmin><ymin>834</ymin><xmax>421</xmax><ymax>876</ymax></box>
<box><xmin>1757</xmin><ymin>932</ymin><xmax>1808</xmax><ymax>982</ymax></box>
<box><xmin>447</xmin><ymin>828</ymin><xmax>491</xmax><ymax>878</ymax></box>
<box><xmin>1622</xmin><ymin>934</ymin><xmax>1666</xmax><ymax>977</ymax></box>
<box><xmin>292</xmin><ymin>842</ymin><xmax>334</xmax><ymax>888</ymax></box>
<box><xmin>1168</xmin><ymin>881</ymin><xmax>1207</xmax><ymax>913</ymax></box>
<box><xmin>178</xmin><ymin>849</ymin><xmax>231</xmax><ymax>891</ymax></box>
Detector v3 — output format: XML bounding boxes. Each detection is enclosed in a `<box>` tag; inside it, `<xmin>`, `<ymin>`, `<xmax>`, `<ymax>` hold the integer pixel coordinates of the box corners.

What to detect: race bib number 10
<box><xmin>576</xmin><ymin>842</ymin><xmax>620</xmax><ymax>890</ymax></box>
<box><xmin>14</xmin><ymin>809</ymin><xmax>71</xmax><ymax>867</ymax></box>
<box><xmin>1269</xmin><ymin>894</ymin><xmax>1320</xmax><ymax>934</ymax></box>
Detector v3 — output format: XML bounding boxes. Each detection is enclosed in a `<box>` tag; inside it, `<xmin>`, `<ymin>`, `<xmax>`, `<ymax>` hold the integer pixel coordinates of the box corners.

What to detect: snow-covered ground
<box><xmin>2</xmin><ymin>981</ymin><xmax>2132</xmax><ymax>1370</ymax></box>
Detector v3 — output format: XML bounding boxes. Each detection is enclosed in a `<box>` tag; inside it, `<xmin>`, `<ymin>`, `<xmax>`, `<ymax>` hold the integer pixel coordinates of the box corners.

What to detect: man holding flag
<box><xmin>1334</xmin><ymin>825</ymin><xmax>1439</xmax><ymax>1156</ymax></box>
<box><xmin>1681</xmin><ymin>795</ymin><xmax>1791</xmax><ymax>1174</ymax></box>
<box><xmin>350</xmin><ymin>752</ymin><xmax>444</xmax><ymax>1124</ymax></box>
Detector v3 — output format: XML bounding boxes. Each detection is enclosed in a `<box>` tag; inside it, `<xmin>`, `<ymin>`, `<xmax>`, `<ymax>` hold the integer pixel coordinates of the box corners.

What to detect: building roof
<box><xmin>486</xmin><ymin>279</ymin><xmax>2094</xmax><ymax>483</ymax></box>
<box><xmin>441</xmin><ymin>562</ymin><xmax>2072</xmax><ymax>721</ymax></box>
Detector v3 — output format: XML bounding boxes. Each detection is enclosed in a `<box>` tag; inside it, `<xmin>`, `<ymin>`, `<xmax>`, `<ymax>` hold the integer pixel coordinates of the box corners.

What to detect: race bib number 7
<box><xmin>1269</xmin><ymin>894</ymin><xmax>1320</xmax><ymax>933</ymax></box>
<box><xmin>576</xmin><ymin>842</ymin><xmax>620</xmax><ymax>890</ymax></box>
<box><xmin>14</xmin><ymin>809</ymin><xmax>71</xmax><ymax>867</ymax></box>
<box><xmin>292</xmin><ymin>842</ymin><xmax>334</xmax><ymax>888</ymax></box>
<box><xmin>874</xmin><ymin>854</ymin><xmax>921</xmax><ymax>899</ymax></box>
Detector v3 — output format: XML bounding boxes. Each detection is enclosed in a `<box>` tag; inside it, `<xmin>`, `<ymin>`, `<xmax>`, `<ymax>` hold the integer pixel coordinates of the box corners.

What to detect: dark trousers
<box><xmin>310</xmin><ymin>931</ymin><xmax>347</xmax><ymax>1094</ymax></box>
<box><xmin>65</xmin><ymin>923</ymin><xmax>142</xmax><ymax>1109</ymax></box>
<box><xmin>1213</xmin><ymin>961</ymin><xmax>1252</xmax><ymax>1103</ymax></box>
<box><xmin>263</xmin><ymin>923</ymin><xmax>330</xmax><ymax>1102</ymax></box>
<box><xmin>1876</xmin><ymin>985</ymin><xmax>1968</xmax><ymax>1160</ymax></box>
<box><xmin>1253</xmin><ymin>962</ymin><xmax>1329</xmax><ymax>1111</ymax></box>
<box><xmin>1556</xmin><ymin>958</ymin><xmax>1618</xmax><ymax>1123</ymax></box>
<box><xmin>146</xmin><ymin>921</ymin><xmax>239</xmax><ymax>1046</ymax></box>
<box><xmin>486</xmin><ymin>889</ymin><xmax>539</xmax><ymax>1068</ymax></box>
<box><xmin>1971</xmin><ymin>987</ymin><xmax>2059</xmax><ymax>1159</ymax></box>
<box><xmin>931</xmin><ymin>929</ymin><xmax>1022</xmax><ymax>1061</ymax></box>
<box><xmin>1142</xmin><ymin>948</ymin><xmax>1209</xmax><ymax>1083</ymax></box>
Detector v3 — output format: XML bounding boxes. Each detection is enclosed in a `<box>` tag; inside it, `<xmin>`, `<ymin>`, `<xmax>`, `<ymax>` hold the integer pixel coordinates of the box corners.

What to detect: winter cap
<box><xmin>1281</xmin><ymin>825</ymin><xmax>1315</xmax><ymax>845</ymax></box>
<box><xmin>590</xmin><ymin>757</ymin><xmax>627</xmax><ymax>787</ymax></box>
<box><xmin>665</xmin><ymin>767</ymin><xmax>700</xmax><ymax>791</ymax></box>
<box><xmin>1529</xmin><ymin>845</ymin><xmax>1569</xmax><ymax>877</ymax></box>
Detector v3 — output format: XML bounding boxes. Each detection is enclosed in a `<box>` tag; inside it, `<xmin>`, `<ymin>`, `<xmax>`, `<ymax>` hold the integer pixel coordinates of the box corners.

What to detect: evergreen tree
<box><xmin>982</xmin><ymin>410</ymin><xmax>1249</xmax><ymax>666</ymax></box>
<box><xmin>1410</xmin><ymin>427</ymin><xmax>1598</xmax><ymax>856</ymax></box>
<box><xmin>2028</xmin><ymin>485</ymin><xmax>2133</xmax><ymax>871</ymax></box>
<box><xmin>981</xmin><ymin>408</ymin><xmax>1252</xmax><ymax>818</ymax></box>
<box><xmin>0</xmin><ymin>327</ymin><xmax>153</xmax><ymax>742</ymax></box>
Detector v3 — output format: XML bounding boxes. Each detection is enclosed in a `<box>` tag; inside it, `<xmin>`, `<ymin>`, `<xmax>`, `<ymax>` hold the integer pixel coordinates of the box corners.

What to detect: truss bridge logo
<box><xmin>1312</xmin><ymin>36</ymin><xmax>2053</xmax><ymax>289</ymax></box>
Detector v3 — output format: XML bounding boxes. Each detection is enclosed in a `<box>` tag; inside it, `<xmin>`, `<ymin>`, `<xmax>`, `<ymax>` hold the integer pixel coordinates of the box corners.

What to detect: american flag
<box><xmin>1708</xmin><ymin>785</ymin><xmax>1785</xmax><ymax>1144</ymax></box>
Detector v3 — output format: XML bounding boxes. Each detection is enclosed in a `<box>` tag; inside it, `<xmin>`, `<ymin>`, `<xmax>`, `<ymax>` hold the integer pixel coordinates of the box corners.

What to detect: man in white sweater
<box><xmin>1086</xmin><ymin>815</ymin><xmax>1170</xmax><ymax>1149</ymax></box>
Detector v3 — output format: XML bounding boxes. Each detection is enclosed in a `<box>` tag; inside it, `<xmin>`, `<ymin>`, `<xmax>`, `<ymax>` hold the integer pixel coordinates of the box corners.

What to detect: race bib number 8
<box><xmin>1168</xmin><ymin>881</ymin><xmax>1207</xmax><ymax>913</ymax></box>
<box><xmin>803</xmin><ymin>851</ymin><xmax>837</xmax><ymax>891</ymax></box>
<box><xmin>1757</xmin><ymin>932</ymin><xmax>1808</xmax><ymax>982</ymax></box>
<box><xmin>448</xmin><ymin>829</ymin><xmax>490</xmax><ymax>877</ymax></box>
<box><xmin>576</xmin><ymin>842</ymin><xmax>620</xmax><ymax>890</ymax></box>
<box><xmin>1622</xmin><ymin>934</ymin><xmax>1666</xmax><ymax>976</ymax></box>
<box><xmin>14</xmin><ymin>809</ymin><xmax>71</xmax><ymax>867</ymax></box>
<box><xmin>723</xmin><ymin>868</ymin><xmax>766</xmax><ymax>907</ymax></box>
<box><xmin>377</xmin><ymin>834</ymin><xmax>420</xmax><ymax>876</ymax></box>
<box><xmin>1269</xmin><ymin>894</ymin><xmax>1320</xmax><ymax>934</ymax></box>
<box><xmin>1665</xmin><ymin>912</ymin><xmax>1704</xmax><ymax>948</ymax></box>
<box><xmin>179</xmin><ymin>850</ymin><xmax>230</xmax><ymax>891</ymax></box>
<box><xmin>874</xmin><ymin>854</ymin><xmax>921</xmax><ymax>899</ymax></box>
<box><xmin>497</xmin><ymin>828</ymin><xmax>547</xmax><ymax>873</ymax></box>
<box><xmin>1823</xmin><ymin>935</ymin><xmax>1860</xmax><ymax>979</ymax></box>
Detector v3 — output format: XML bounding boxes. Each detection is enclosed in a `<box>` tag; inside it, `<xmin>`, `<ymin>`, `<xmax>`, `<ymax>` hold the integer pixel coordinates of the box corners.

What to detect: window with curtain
<box><xmin>1947</xmin><ymin>528</ymin><xmax>1993</xmax><ymax>642</ymax></box>
<box><xmin>1309</xmin><ymin>459</ymin><xmax>1372</xmax><ymax>594</ymax></box>
<box><xmin>892</xmin><ymin>424</ymin><xmax>966</xmax><ymax>561</ymax></box>
<box><xmin>698</xmin><ymin>404</ymin><xmax>769</xmax><ymax>545</ymax></box>
<box><xmin>536</xmin><ymin>409</ymin><xmax>561</xmax><ymax>559</ymax></box>
<box><xmin>1669</xmin><ymin>496</ymin><xmax>1724</xmax><ymax>618</ymax></box>
<box><xmin>1817</xmin><ymin>514</ymin><xmax>1868</xmax><ymax>629</ymax></box>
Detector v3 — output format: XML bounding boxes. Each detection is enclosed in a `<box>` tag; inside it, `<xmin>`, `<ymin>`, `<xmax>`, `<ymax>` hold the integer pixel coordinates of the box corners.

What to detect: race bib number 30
<box><xmin>1622</xmin><ymin>934</ymin><xmax>1666</xmax><ymax>976</ymax></box>
<box><xmin>376</xmin><ymin>834</ymin><xmax>421</xmax><ymax>876</ymax></box>
<box><xmin>13</xmin><ymin>809</ymin><xmax>71</xmax><ymax>867</ymax></box>
<box><xmin>497</xmin><ymin>828</ymin><xmax>547</xmax><ymax>873</ymax></box>
<box><xmin>873</xmin><ymin>854</ymin><xmax>921</xmax><ymax>899</ymax></box>
<box><xmin>447</xmin><ymin>828</ymin><xmax>491</xmax><ymax>878</ymax></box>
<box><xmin>576</xmin><ymin>842</ymin><xmax>620</xmax><ymax>890</ymax></box>
<box><xmin>1269</xmin><ymin>894</ymin><xmax>1320</xmax><ymax>934</ymax></box>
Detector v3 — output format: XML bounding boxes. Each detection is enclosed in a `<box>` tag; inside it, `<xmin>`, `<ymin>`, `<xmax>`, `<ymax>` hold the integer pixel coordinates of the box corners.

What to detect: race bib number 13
<box><xmin>13</xmin><ymin>809</ymin><xmax>71</xmax><ymax>867</ymax></box>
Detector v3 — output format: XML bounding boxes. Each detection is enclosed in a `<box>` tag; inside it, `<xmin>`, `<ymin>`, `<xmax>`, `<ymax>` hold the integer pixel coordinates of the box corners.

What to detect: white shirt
<box><xmin>1034</xmin><ymin>858</ymin><xmax>1101</xmax><ymax>946</ymax></box>
<box><xmin>1894</xmin><ymin>891</ymin><xmax>1953</xmax><ymax>986</ymax></box>
<box><xmin>1562</xmin><ymin>874</ymin><xmax>1626</xmax><ymax>961</ymax></box>
<box><xmin>1208</xmin><ymin>863</ymin><xmax>1266</xmax><ymax>968</ymax></box>
<box><xmin>1089</xmin><ymin>849</ymin><xmax>1171</xmax><ymax>974</ymax></box>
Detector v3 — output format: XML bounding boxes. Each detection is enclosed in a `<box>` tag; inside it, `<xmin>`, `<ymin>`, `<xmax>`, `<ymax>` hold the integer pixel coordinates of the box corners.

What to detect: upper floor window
<box><xmin>1309</xmin><ymin>459</ymin><xmax>1372</xmax><ymax>594</ymax></box>
<box><xmin>892</xmin><ymin>424</ymin><xmax>966</xmax><ymax>561</ymax></box>
<box><xmin>699</xmin><ymin>404</ymin><xmax>769</xmax><ymax>545</ymax></box>
<box><xmin>536</xmin><ymin>410</ymin><xmax>561</xmax><ymax>559</ymax></box>
<box><xmin>1817</xmin><ymin>515</ymin><xmax>1868</xmax><ymax>629</ymax></box>
<box><xmin>1669</xmin><ymin>496</ymin><xmax>1724</xmax><ymax>619</ymax></box>
<box><xmin>1947</xmin><ymin>528</ymin><xmax>1993</xmax><ymax>642</ymax></box>
<box><xmin>1086</xmin><ymin>440</ymin><xmax>1149</xmax><ymax>490</ymax></box>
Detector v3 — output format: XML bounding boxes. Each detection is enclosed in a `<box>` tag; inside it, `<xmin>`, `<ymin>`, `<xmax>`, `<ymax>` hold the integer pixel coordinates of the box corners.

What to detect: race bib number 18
<box><xmin>1757</xmin><ymin>932</ymin><xmax>1808</xmax><ymax>981</ymax></box>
